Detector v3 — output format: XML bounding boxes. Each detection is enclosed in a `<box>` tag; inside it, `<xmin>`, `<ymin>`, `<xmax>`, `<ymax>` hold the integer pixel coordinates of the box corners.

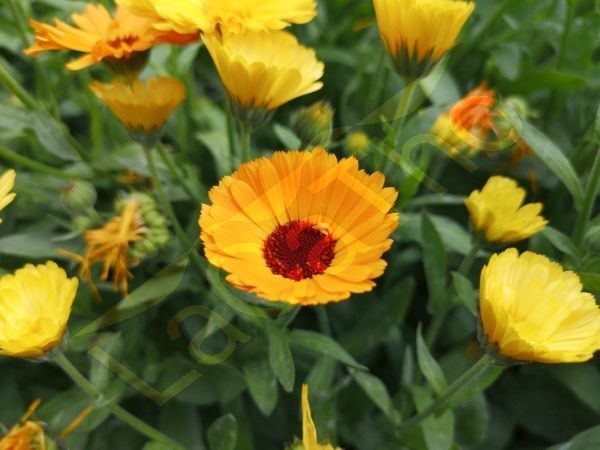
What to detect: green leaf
<box><xmin>0</xmin><ymin>232</ymin><xmax>60</xmax><ymax>258</ymax></box>
<box><xmin>451</xmin><ymin>272</ymin><xmax>477</xmax><ymax>316</ymax></box>
<box><xmin>244</xmin><ymin>359</ymin><xmax>279</xmax><ymax>416</ymax></box>
<box><xmin>89</xmin><ymin>333</ymin><xmax>123</xmax><ymax>390</ymax></box>
<box><xmin>546</xmin><ymin>364</ymin><xmax>600</xmax><ymax>414</ymax></box>
<box><xmin>273</xmin><ymin>123</ymin><xmax>302</xmax><ymax>149</ymax></box>
<box><xmin>548</xmin><ymin>425</ymin><xmax>600</xmax><ymax>450</ymax></box>
<box><xmin>578</xmin><ymin>272</ymin><xmax>600</xmax><ymax>293</ymax></box>
<box><xmin>493</xmin><ymin>43</ymin><xmax>521</xmax><ymax>80</ymax></box>
<box><xmin>29</xmin><ymin>110</ymin><xmax>81</xmax><ymax>161</ymax></box>
<box><xmin>454</xmin><ymin>392</ymin><xmax>489</xmax><ymax>447</ymax></box>
<box><xmin>416</xmin><ymin>325</ymin><xmax>448</xmax><ymax>395</ymax></box>
<box><xmin>411</xmin><ymin>386</ymin><xmax>454</xmax><ymax>450</ymax></box>
<box><xmin>289</xmin><ymin>329</ymin><xmax>367</xmax><ymax>370</ymax></box>
<box><xmin>353</xmin><ymin>371</ymin><xmax>399</xmax><ymax>423</ymax></box>
<box><xmin>506</xmin><ymin>112</ymin><xmax>584</xmax><ymax>206</ymax></box>
<box><xmin>207</xmin><ymin>414</ymin><xmax>237</xmax><ymax>450</ymax></box>
<box><xmin>267</xmin><ymin>322</ymin><xmax>295</xmax><ymax>392</ymax></box>
<box><xmin>421</xmin><ymin>213</ymin><xmax>448</xmax><ymax>314</ymax></box>
<box><xmin>542</xmin><ymin>227</ymin><xmax>583</xmax><ymax>262</ymax></box>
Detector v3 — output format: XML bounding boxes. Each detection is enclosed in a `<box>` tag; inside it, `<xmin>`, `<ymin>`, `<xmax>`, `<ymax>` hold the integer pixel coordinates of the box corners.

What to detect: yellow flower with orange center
<box><xmin>373</xmin><ymin>0</ymin><xmax>475</xmax><ymax>78</ymax></box>
<box><xmin>117</xmin><ymin>0</ymin><xmax>317</xmax><ymax>35</ymax></box>
<box><xmin>479</xmin><ymin>249</ymin><xmax>600</xmax><ymax>363</ymax></box>
<box><xmin>0</xmin><ymin>169</ymin><xmax>16</xmax><ymax>223</ymax></box>
<box><xmin>465</xmin><ymin>176</ymin><xmax>547</xmax><ymax>244</ymax></box>
<box><xmin>24</xmin><ymin>4</ymin><xmax>197</xmax><ymax>72</ymax></box>
<box><xmin>199</xmin><ymin>148</ymin><xmax>399</xmax><ymax>305</ymax></box>
<box><xmin>0</xmin><ymin>262</ymin><xmax>78</xmax><ymax>358</ymax></box>
<box><xmin>302</xmin><ymin>385</ymin><xmax>341</xmax><ymax>450</ymax></box>
<box><xmin>89</xmin><ymin>77</ymin><xmax>186</xmax><ymax>133</ymax></box>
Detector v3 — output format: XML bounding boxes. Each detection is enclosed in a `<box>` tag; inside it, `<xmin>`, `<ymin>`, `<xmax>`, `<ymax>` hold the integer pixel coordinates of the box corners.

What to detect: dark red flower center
<box><xmin>263</xmin><ymin>221</ymin><xmax>336</xmax><ymax>281</ymax></box>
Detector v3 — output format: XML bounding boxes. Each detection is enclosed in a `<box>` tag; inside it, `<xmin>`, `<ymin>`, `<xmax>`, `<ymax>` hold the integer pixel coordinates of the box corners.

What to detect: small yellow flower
<box><xmin>24</xmin><ymin>4</ymin><xmax>197</xmax><ymax>72</ymax></box>
<box><xmin>0</xmin><ymin>169</ymin><xmax>16</xmax><ymax>223</ymax></box>
<box><xmin>465</xmin><ymin>176</ymin><xmax>547</xmax><ymax>244</ymax></box>
<box><xmin>204</xmin><ymin>30</ymin><xmax>324</xmax><ymax>126</ymax></box>
<box><xmin>302</xmin><ymin>385</ymin><xmax>341</xmax><ymax>450</ymax></box>
<box><xmin>117</xmin><ymin>0</ymin><xmax>317</xmax><ymax>35</ymax></box>
<box><xmin>431</xmin><ymin>113</ymin><xmax>473</xmax><ymax>156</ymax></box>
<box><xmin>89</xmin><ymin>77</ymin><xmax>186</xmax><ymax>133</ymax></box>
<box><xmin>0</xmin><ymin>262</ymin><xmax>78</xmax><ymax>358</ymax></box>
<box><xmin>200</xmin><ymin>148</ymin><xmax>399</xmax><ymax>305</ymax></box>
<box><xmin>373</xmin><ymin>0</ymin><xmax>475</xmax><ymax>78</ymax></box>
<box><xmin>480</xmin><ymin>248</ymin><xmax>600</xmax><ymax>363</ymax></box>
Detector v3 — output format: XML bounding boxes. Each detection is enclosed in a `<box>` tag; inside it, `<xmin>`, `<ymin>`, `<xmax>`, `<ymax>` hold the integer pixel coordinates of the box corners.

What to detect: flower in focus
<box><xmin>290</xmin><ymin>101</ymin><xmax>334</xmax><ymax>148</ymax></box>
<box><xmin>0</xmin><ymin>169</ymin><xmax>16</xmax><ymax>223</ymax></box>
<box><xmin>71</xmin><ymin>193</ymin><xmax>169</xmax><ymax>295</ymax></box>
<box><xmin>465</xmin><ymin>176</ymin><xmax>547</xmax><ymax>244</ymax></box>
<box><xmin>479</xmin><ymin>248</ymin><xmax>600</xmax><ymax>363</ymax></box>
<box><xmin>24</xmin><ymin>4</ymin><xmax>197</xmax><ymax>73</ymax></box>
<box><xmin>0</xmin><ymin>399</ymin><xmax>45</xmax><ymax>450</ymax></box>
<box><xmin>0</xmin><ymin>262</ymin><xmax>78</xmax><ymax>358</ymax></box>
<box><xmin>373</xmin><ymin>0</ymin><xmax>475</xmax><ymax>79</ymax></box>
<box><xmin>301</xmin><ymin>385</ymin><xmax>341</xmax><ymax>450</ymax></box>
<box><xmin>200</xmin><ymin>148</ymin><xmax>399</xmax><ymax>305</ymax></box>
<box><xmin>117</xmin><ymin>0</ymin><xmax>317</xmax><ymax>35</ymax></box>
<box><xmin>89</xmin><ymin>77</ymin><xmax>186</xmax><ymax>135</ymax></box>
<box><xmin>204</xmin><ymin>30</ymin><xmax>324</xmax><ymax>127</ymax></box>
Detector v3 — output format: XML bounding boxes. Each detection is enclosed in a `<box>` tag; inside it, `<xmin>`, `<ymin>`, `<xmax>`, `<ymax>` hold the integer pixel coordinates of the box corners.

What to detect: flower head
<box><xmin>290</xmin><ymin>101</ymin><xmax>334</xmax><ymax>148</ymax></box>
<box><xmin>200</xmin><ymin>148</ymin><xmax>399</xmax><ymax>305</ymax></box>
<box><xmin>24</xmin><ymin>4</ymin><xmax>197</xmax><ymax>72</ymax></box>
<box><xmin>465</xmin><ymin>176</ymin><xmax>547</xmax><ymax>244</ymax></box>
<box><xmin>0</xmin><ymin>262</ymin><xmax>78</xmax><ymax>358</ymax></box>
<box><xmin>0</xmin><ymin>169</ymin><xmax>16</xmax><ymax>223</ymax></box>
<box><xmin>479</xmin><ymin>249</ymin><xmax>600</xmax><ymax>363</ymax></box>
<box><xmin>344</xmin><ymin>132</ymin><xmax>370</xmax><ymax>156</ymax></box>
<box><xmin>117</xmin><ymin>0</ymin><xmax>317</xmax><ymax>35</ymax></box>
<box><xmin>204</xmin><ymin>30</ymin><xmax>324</xmax><ymax>126</ymax></box>
<box><xmin>302</xmin><ymin>385</ymin><xmax>341</xmax><ymax>450</ymax></box>
<box><xmin>0</xmin><ymin>400</ymin><xmax>45</xmax><ymax>450</ymax></box>
<box><xmin>89</xmin><ymin>77</ymin><xmax>186</xmax><ymax>134</ymax></box>
<box><xmin>373</xmin><ymin>0</ymin><xmax>475</xmax><ymax>79</ymax></box>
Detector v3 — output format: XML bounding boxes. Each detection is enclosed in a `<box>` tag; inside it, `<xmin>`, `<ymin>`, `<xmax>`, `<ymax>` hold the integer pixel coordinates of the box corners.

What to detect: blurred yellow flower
<box><xmin>204</xmin><ymin>30</ymin><xmax>324</xmax><ymax>125</ymax></box>
<box><xmin>302</xmin><ymin>385</ymin><xmax>341</xmax><ymax>450</ymax></box>
<box><xmin>480</xmin><ymin>248</ymin><xmax>600</xmax><ymax>363</ymax></box>
<box><xmin>373</xmin><ymin>0</ymin><xmax>475</xmax><ymax>78</ymax></box>
<box><xmin>89</xmin><ymin>77</ymin><xmax>186</xmax><ymax>133</ymax></box>
<box><xmin>0</xmin><ymin>169</ymin><xmax>16</xmax><ymax>223</ymax></box>
<box><xmin>431</xmin><ymin>113</ymin><xmax>473</xmax><ymax>156</ymax></box>
<box><xmin>0</xmin><ymin>399</ymin><xmax>45</xmax><ymax>450</ymax></box>
<box><xmin>117</xmin><ymin>0</ymin><xmax>317</xmax><ymax>35</ymax></box>
<box><xmin>344</xmin><ymin>131</ymin><xmax>370</xmax><ymax>156</ymax></box>
<box><xmin>200</xmin><ymin>148</ymin><xmax>399</xmax><ymax>305</ymax></box>
<box><xmin>24</xmin><ymin>4</ymin><xmax>197</xmax><ymax>72</ymax></box>
<box><xmin>465</xmin><ymin>176</ymin><xmax>547</xmax><ymax>243</ymax></box>
<box><xmin>0</xmin><ymin>262</ymin><xmax>78</xmax><ymax>358</ymax></box>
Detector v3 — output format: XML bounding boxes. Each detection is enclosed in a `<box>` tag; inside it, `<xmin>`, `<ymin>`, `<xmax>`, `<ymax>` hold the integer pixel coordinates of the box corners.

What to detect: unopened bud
<box><xmin>290</xmin><ymin>101</ymin><xmax>334</xmax><ymax>148</ymax></box>
<box><xmin>61</xmin><ymin>180</ymin><xmax>97</xmax><ymax>214</ymax></box>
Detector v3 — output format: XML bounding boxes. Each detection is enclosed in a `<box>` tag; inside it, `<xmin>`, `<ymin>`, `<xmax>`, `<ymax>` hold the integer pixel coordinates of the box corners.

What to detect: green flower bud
<box><xmin>61</xmin><ymin>180</ymin><xmax>97</xmax><ymax>214</ymax></box>
<box><xmin>290</xmin><ymin>101</ymin><xmax>334</xmax><ymax>148</ymax></box>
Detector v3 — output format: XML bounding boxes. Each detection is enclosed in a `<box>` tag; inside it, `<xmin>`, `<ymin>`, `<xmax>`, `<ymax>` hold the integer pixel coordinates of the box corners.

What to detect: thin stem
<box><xmin>53</xmin><ymin>352</ymin><xmax>181</xmax><ymax>448</ymax></box>
<box><xmin>398</xmin><ymin>354</ymin><xmax>497</xmax><ymax>432</ymax></box>
<box><xmin>239</xmin><ymin>121</ymin><xmax>252</xmax><ymax>163</ymax></box>
<box><xmin>0</xmin><ymin>59</ymin><xmax>36</xmax><ymax>109</ymax></box>
<box><xmin>573</xmin><ymin>149</ymin><xmax>600</xmax><ymax>248</ymax></box>
<box><xmin>457</xmin><ymin>238</ymin><xmax>482</xmax><ymax>275</ymax></box>
<box><xmin>156</xmin><ymin>142</ymin><xmax>205</xmax><ymax>204</ymax></box>
<box><xmin>0</xmin><ymin>145</ymin><xmax>91</xmax><ymax>180</ymax></box>
<box><xmin>366</xmin><ymin>51</ymin><xmax>388</xmax><ymax>114</ymax></box>
<box><xmin>225</xmin><ymin>103</ymin><xmax>237</xmax><ymax>171</ymax></box>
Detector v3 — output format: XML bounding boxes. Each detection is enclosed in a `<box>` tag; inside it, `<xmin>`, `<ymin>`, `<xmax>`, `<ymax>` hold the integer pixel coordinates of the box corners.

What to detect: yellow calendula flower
<box><xmin>200</xmin><ymin>148</ymin><xmax>399</xmax><ymax>305</ymax></box>
<box><xmin>465</xmin><ymin>176</ymin><xmax>547</xmax><ymax>244</ymax></box>
<box><xmin>24</xmin><ymin>4</ymin><xmax>197</xmax><ymax>73</ymax></box>
<box><xmin>0</xmin><ymin>262</ymin><xmax>78</xmax><ymax>358</ymax></box>
<box><xmin>301</xmin><ymin>385</ymin><xmax>341</xmax><ymax>450</ymax></box>
<box><xmin>373</xmin><ymin>0</ymin><xmax>475</xmax><ymax>79</ymax></box>
<box><xmin>117</xmin><ymin>0</ymin><xmax>317</xmax><ymax>35</ymax></box>
<box><xmin>479</xmin><ymin>248</ymin><xmax>600</xmax><ymax>363</ymax></box>
<box><xmin>0</xmin><ymin>169</ymin><xmax>16</xmax><ymax>223</ymax></box>
<box><xmin>89</xmin><ymin>77</ymin><xmax>186</xmax><ymax>133</ymax></box>
<box><xmin>204</xmin><ymin>30</ymin><xmax>324</xmax><ymax>126</ymax></box>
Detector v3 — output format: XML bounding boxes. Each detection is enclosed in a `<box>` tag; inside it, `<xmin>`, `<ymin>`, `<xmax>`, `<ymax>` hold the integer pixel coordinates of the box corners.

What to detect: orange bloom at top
<box><xmin>24</xmin><ymin>4</ymin><xmax>197</xmax><ymax>71</ymax></box>
<box><xmin>449</xmin><ymin>84</ymin><xmax>496</xmax><ymax>141</ymax></box>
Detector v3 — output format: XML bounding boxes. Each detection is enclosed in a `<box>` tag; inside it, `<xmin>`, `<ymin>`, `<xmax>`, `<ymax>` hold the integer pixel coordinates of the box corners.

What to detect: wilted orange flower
<box><xmin>24</xmin><ymin>4</ymin><xmax>197</xmax><ymax>71</ymax></box>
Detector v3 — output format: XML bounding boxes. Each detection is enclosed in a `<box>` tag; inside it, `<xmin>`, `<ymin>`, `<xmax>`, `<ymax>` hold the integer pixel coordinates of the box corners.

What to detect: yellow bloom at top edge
<box><xmin>0</xmin><ymin>169</ymin><xmax>16</xmax><ymax>223</ymax></box>
<box><xmin>465</xmin><ymin>175</ymin><xmax>547</xmax><ymax>244</ymax></box>
<box><xmin>89</xmin><ymin>77</ymin><xmax>186</xmax><ymax>133</ymax></box>
<box><xmin>204</xmin><ymin>30</ymin><xmax>324</xmax><ymax>113</ymax></box>
<box><xmin>117</xmin><ymin>0</ymin><xmax>317</xmax><ymax>35</ymax></box>
<box><xmin>0</xmin><ymin>261</ymin><xmax>78</xmax><ymax>358</ymax></box>
<box><xmin>373</xmin><ymin>0</ymin><xmax>475</xmax><ymax>78</ymax></box>
<box><xmin>480</xmin><ymin>248</ymin><xmax>600</xmax><ymax>363</ymax></box>
<box><xmin>199</xmin><ymin>148</ymin><xmax>399</xmax><ymax>306</ymax></box>
<box><xmin>24</xmin><ymin>4</ymin><xmax>197</xmax><ymax>71</ymax></box>
<box><xmin>302</xmin><ymin>385</ymin><xmax>341</xmax><ymax>450</ymax></box>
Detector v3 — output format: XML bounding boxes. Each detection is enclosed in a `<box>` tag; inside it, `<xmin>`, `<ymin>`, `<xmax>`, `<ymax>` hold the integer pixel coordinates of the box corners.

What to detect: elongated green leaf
<box><xmin>244</xmin><ymin>360</ymin><xmax>278</xmax><ymax>416</ymax></box>
<box><xmin>0</xmin><ymin>232</ymin><xmax>60</xmax><ymax>258</ymax></box>
<box><xmin>30</xmin><ymin>110</ymin><xmax>81</xmax><ymax>161</ymax></box>
<box><xmin>289</xmin><ymin>330</ymin><xmax>367</xmax><ymax>371</ymax></box>
<box><xmin>273</xmin><ymin>123</ymin><xmax>301</xmax><ymax>149</ymax></box>
<box><xmin>451</xmin><ymin>272</ymin><xmax>478</xmax><ymax>316</ymax></box>
<box><xmin>548</xmin><ymin>425</ymin><xmax>600</xmax><ymax>450</ymax></box>
<box><xmin>207</xmin><ymin>414</ymin><xmax>237</xmax><ymax>450</ymax></box>
<box><xmin>421</xmin><ymin>213</ymin><xmax>448</xmax><ymax>314</ymax></box>
<box><xmin>542</xmin><ymin>227</ymin><xmax>583</xmax><ymax>262</ymax></box>
<box><xmin>267</xmin><ymin>323</ymin><xmax>295</xmax><ymax>392</ymax></box>
<box><xmin>416</xmin><ymin>325</ymin><xmax>447</xmax><ymax>395</ymax></box>
<box><xmin>353</xmin><ymin>371</ymin><xmax>399</xmax><ymax>423</ymax></box>
<box><xmin>411</xmin><ymin>386</ymin><xmax>454</xmax><ymax>450</ymax></box>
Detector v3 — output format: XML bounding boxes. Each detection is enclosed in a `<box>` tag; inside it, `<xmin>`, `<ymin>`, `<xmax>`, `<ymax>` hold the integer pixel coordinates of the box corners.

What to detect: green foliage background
<box><xmin>0</xmin><ymin>0</ymin><xmax>599</xmax><ymax>449</ymax></box>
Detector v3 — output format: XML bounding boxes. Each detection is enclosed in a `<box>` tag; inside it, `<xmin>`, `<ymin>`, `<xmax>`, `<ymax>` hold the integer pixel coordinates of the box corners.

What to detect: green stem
<box><xmin>573</xmin><ymin>149</ymin><xmax>600</xmax><ymax>248</ymax></box>
<box><xmin>366</xmin><ymin>51</ymin><xmax>388</xmax><ymax>114</ymax></box>
<box><xmin>225</xmin><ymin>103</ymin><xmax>237</xmax><ymax>171</ymax></box>
<box><xmin>53</xmin><ymin>352</ymin><xmax>181</xmax><ymax>448</ymax></box>
<box><xmin>0</xmin><ymin>145</ymin><xmax>90</xmax><ymax>180</ymax></box>
<box><xmin>8</xmin><ymin>0</ymin><xmax>29</xmax><ymax>47</ymax></box>
<box><xmin>239</xmin><ymin>121</ymin><xmax>252</xmax><ymax>163</ymax></box>
<box><xmin>156</xmin><ymin>142</ymin><xmax>205</xmax><ymax>204</ymax></box>
<box><xmin>398</xmin><ymin>354</ymin><xmax>496</xmax><ymax>432</ymax></box>
<box><xmin>0</xmin><ymin>59</ymin><xmax>36</xmax><ymax>109</ymax></box>
<box><xmin>457</xmin><ymin>238</ymin><xmax>482</xmax><ymax>275</ymax></box>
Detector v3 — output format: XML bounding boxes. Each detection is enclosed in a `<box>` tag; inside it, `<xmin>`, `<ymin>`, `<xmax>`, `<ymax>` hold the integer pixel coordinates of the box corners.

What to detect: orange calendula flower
<box><xmin>24</xmin><ymin>4</ymin><xmax>197</xmax><ymax>72</ymax></box>
<box><xmin>89</xmin><ymin>77</ymin><xmax>186</xmax><ymax>133</ymax></box>
<box><xmin>200</xmin><ymin>148</ymin><xmax>399</xmax><ymax>305</ymax></box>
<box><xmin>0</xmin><ymin>399</ymin><xmax>45</xmax><ymax>450</ymax></box>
